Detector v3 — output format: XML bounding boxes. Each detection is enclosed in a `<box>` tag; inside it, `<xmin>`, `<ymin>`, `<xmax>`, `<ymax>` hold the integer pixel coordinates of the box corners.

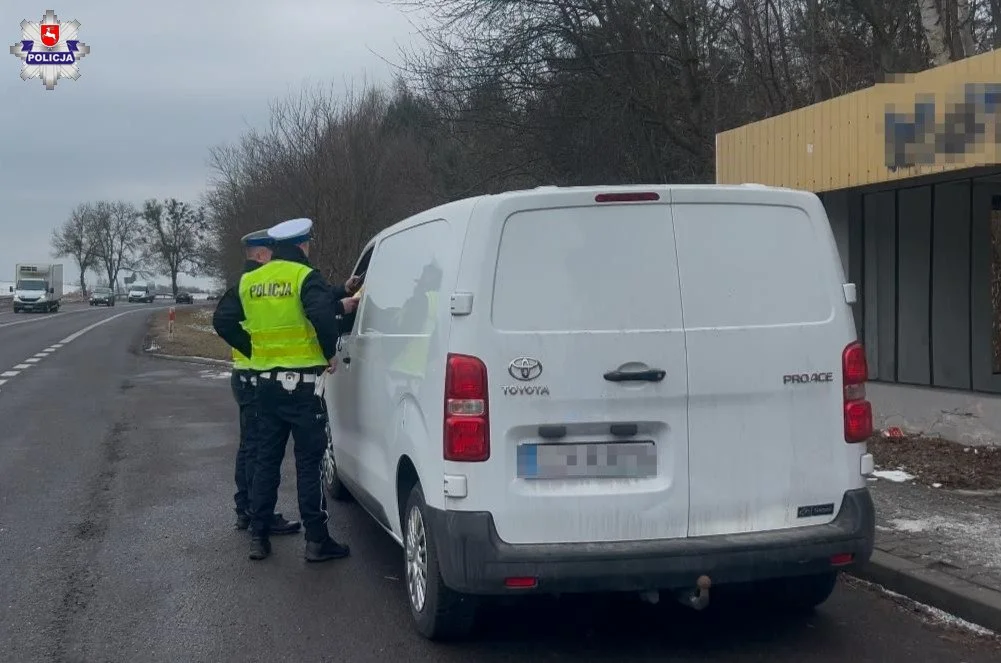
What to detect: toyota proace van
<box><xmin>322</xmin><ymin>184</ymin><xmax>876</xmax><ymax>640</ymax></box>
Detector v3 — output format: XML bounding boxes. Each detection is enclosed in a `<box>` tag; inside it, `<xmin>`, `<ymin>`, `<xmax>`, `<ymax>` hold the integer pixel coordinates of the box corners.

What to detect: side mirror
<box><xmin>8</xmin><ymin>286</ymin><xmax>12</xmax><ymax>292</ymax></box>
<box><xmin>49</xmin><ymin>288</ymin><xmax>55</xmax><ymax>294</ymax></box>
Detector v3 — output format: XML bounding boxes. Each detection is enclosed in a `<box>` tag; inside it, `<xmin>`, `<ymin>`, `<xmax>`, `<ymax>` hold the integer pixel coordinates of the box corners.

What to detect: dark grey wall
<box><xmin>971</xmin><ymin>182</ymin><xmax>1001</xmax><ymax>393</ymax></box>
<box><xmin>931</xmin><ymin>181</ymin><xmax>971</xmax><ymax>389</ymax></box>
<box><xmin>896</xmin><ymin>186</ymin><xmax>932</xmax><ymax>385</ymax></box>
<box><xmin>864</xmin><ymin>191</ymin><xmax>897</xmax><ymax>381</ymax></box>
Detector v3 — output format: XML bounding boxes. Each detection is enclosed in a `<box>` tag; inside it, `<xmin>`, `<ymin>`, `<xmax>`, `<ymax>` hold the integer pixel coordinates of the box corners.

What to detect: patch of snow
<box><xmin>187</xmin><ymin>324</ymin><xmax>216</xmax><ymax>334</ymax></box>
<box><xmin>872</xmin><ymin>469</ymin><xmax>915</xmax><ymax>482</ymax></box>
<box><xmin>888</xmin><ymin>518</ymin><xmax>929</xmax><ymax>533</ymax></box>
<box><xmin>856</xmin><ymin>578</ymin><xmax>997</xmax><ymax>637</ymax></box>
<box><xmin>886</xmin><ymin>513</ymin><xmax>1001</xmax><ymax>571</ymax></box>
<box><xmin>931</xmin><ymin>483</ymin><xmax>942</xmax><ymax>488</ymax></box>
<box><xmin>147</xmin><ymin>342</ymin><xmax>161</xmax><ymax>352</ymax></box>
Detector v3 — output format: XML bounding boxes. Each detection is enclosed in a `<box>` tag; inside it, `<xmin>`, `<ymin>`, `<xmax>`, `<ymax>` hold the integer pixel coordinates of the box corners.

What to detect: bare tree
<box><xmin>51</xmin><ymin>203</ymin><xmax>98</xmax><ymax>295</ymax></box>
<box><xmin>195</xmin><ymin>0</ymin><xmax>992</xmax><ymax>283</ymax></box>
<box><xmin>918</xmin><ymin>0</ymin><xmax>951</xmax><ymax>65</ymax></box>
<box><xmin>89</xmin><ymin>200</ymin><xmax>142</xmax><ymax>291</ymax></box>
<box><xmin>141</xmin><ymin>198</ymin><xmax>207</xmax><ymax>296</ymax></box>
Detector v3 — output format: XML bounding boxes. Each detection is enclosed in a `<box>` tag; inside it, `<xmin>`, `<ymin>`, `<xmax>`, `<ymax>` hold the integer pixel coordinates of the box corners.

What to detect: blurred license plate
<box><xmin>517</xmin><ymin>442</ymin><xmax>656</xmax><ymax>480</ymax></box>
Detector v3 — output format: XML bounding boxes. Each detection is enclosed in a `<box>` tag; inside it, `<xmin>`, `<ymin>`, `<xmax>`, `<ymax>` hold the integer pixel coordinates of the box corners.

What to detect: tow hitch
<box><xmin>676</xmin><ymin>575</ymin><xmax>712</xmax><ymax>611</ymax></box>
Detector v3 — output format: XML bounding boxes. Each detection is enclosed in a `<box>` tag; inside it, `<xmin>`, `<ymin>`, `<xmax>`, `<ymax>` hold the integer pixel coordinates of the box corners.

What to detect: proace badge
<box><xmin>9</xmin><ymin>10</ymin><xmax>90</xmax><ymax>90</ymax></box>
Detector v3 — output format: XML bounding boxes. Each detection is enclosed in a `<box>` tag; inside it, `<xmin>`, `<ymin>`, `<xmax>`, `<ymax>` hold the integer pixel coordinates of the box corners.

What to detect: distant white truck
<box><xmin>127</xmin><ymin>282</ymin><xmax>156</xmax><ymax>304</ymax></box>
<box><xmin>10</xmin><ymin>263</ymin><xmax>63</xmax><ymax>313</ymax></box>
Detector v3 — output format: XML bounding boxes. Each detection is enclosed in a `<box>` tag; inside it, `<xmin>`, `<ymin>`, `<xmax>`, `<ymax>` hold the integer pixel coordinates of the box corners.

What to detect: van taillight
<box><xmin>842</xmin><ymin>341</ymin><xmax>872</xmax><ymax>443</ymax></box>
<box><xmin>594</xmin><ymin>192</ymin><xmax>660</xmax><ymax>202</ymax></box>
<box><xmin>444</xmin><ymin>353</ymin><xmax>490</xmax><ymax>462</ymax></box>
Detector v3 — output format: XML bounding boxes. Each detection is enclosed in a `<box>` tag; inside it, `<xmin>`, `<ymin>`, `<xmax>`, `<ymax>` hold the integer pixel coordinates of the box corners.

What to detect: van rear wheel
<box><xmin>761</xmin><ymin>572</ymin><xmax>838</xmax><ymax>613</ymax></box>
<box><xmin>404</xmin><ymin>484</ymin><xmax>477</xmax><ymax>640</ymax></box>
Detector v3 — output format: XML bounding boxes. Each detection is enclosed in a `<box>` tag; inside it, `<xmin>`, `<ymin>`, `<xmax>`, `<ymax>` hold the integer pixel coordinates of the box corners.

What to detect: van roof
<box><xmin>367</xmin><ymin>183</ymin><xmax>818</xmax><ymax>245</ymax></box>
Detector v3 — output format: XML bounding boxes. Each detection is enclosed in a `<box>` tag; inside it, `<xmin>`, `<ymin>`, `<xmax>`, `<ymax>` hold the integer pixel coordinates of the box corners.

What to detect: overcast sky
<box><xmin>1</xmin><ymin>1</ymin><xmax>421</xmax><ymax>290</ymax></box>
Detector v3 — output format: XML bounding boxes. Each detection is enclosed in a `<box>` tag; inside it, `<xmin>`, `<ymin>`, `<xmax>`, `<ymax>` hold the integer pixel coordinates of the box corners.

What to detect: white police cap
<box><xmin>267</xmin><ymin>218</ymin><xmax>313</xmax><ymax>245</ymax></box>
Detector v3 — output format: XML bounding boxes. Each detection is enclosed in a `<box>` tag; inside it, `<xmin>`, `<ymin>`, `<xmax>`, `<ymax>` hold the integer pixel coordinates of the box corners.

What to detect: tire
<box><xmin>760</xmin><ymin>572</ymin><xmax>838</xmax><ymax>613</ymax></box>
<box><xmin>404</xmin><ymin>483</ymin><xmax>477</xmax><ymax>640</ymax></box>
<box><xmin>321</xmin><ymin>441</ymin><xmax>353</xmax><ymax>502</ymax></box>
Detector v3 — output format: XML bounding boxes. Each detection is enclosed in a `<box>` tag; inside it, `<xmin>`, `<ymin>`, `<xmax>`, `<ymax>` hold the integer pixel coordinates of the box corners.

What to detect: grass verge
<box><xmin>147</xmin><ymin>305</ymin><xmax>231</xmax><ymax>361</ymax></box>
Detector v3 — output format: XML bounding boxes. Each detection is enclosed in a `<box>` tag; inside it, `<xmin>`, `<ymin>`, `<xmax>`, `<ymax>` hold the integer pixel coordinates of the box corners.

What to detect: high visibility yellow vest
<box><xmin>390</xmin><ymin>291</ymin><xmax>439</xmax><ymax>378</ymax></box>
<box><xmin>238</xmin><ymin>260</ymin><xmax>326</xmax><ymax>371</ymax></box>
<box><xmin>232</xmin><ymin>346</ymin><xmax>251</xmax><ymax>370</ymax></box>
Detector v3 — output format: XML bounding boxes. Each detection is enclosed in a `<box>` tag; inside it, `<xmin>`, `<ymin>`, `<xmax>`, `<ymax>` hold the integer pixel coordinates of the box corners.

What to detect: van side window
<box><xmin>341</xmin><ymin>245</ymin><xmax>375</xmax><ymax>336</ymax></box>
<box><xmin>672</xmin><ymin>203</ymin><xmax>834</xmax><ymax>328</ymax></box>
<box><xmin>359</xmin><ymin>219</ymin><xmax>450</xmax><ymax>335</ymax></box>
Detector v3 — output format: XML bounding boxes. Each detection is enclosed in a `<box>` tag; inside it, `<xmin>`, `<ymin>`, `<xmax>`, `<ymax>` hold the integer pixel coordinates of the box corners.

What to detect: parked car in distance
<box><xmin>89</xmin><ymin>287</ymin><xmax>115</xmax><ymax>307</ymax></box>
<box><xmin>321</xmin><ymin>184</ymin><xmax>876</xmax><ymax>641</ymax></box>
<box><xmin>175</xmin><ymin>291</ymin><xmax>193</xmax><ymax>304</ymax></box>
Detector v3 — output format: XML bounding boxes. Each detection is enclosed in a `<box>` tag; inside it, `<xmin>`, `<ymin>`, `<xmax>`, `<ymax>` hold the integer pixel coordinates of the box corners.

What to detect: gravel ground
<box><xmin>868</xmin><ymin>434</ymin><xmax>1001</xmax><ymax>490</ymax></box>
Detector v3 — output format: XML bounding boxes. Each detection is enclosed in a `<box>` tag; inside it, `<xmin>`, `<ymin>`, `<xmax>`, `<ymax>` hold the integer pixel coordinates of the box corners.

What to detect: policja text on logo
<box><xmin>9</xmin><ymin>9</ymin><xmax>90</xmax><ymax>90</ymax></box>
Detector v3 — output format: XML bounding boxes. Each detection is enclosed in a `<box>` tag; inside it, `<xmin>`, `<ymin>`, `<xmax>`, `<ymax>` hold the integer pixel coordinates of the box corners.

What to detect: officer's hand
<box><xmin>345</xmin><ymin>275</ymin><xmax>362</xmax><ymax>295</ymax></box>
<box><xmin>340</xmin><ymin>297</ymin><xmax>358</xmax><ymax>314</ymax></box>
<box><xmin>327</xmin><ymin>357</ymin><xmax>338</xmax><ymax>373</ymax></box>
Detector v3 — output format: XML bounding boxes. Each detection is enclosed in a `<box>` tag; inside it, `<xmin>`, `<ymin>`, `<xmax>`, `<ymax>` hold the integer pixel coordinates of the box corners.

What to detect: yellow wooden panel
<box><xmin>715</xmin><ymin>48</ymin><xmax>1001</xmax><ymax>192</ymax></box>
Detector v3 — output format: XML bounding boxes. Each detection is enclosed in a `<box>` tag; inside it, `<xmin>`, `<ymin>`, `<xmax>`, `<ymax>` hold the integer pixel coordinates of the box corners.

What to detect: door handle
<box><xmin>603</xmin><ymin>369</ymin><xmax>666</xmax><ymax>383</ymax></box>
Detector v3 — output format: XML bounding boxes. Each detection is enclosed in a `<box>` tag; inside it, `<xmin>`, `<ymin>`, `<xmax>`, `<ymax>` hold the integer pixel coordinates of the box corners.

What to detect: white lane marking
<box><xmin>59</xmin><ymin>307</ymin><xmax>161</xmax><ymax>344</ymax></box>
<box><xmin>0</xmin><ymin>308</ymin><xmax>94</xmax><ymax>330</ymax></box>
<box><xmin>0</xmin><ymin>306</ymin><xmax>167</xmax><ymax>394</ymax></box>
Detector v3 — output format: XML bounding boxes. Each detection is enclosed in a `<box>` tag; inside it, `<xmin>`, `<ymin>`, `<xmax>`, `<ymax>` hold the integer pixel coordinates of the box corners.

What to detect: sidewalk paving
<box><xmin>851</xmin><ymin>465</ymin><xmax>1001</xmax><ymax>632</ymax></box>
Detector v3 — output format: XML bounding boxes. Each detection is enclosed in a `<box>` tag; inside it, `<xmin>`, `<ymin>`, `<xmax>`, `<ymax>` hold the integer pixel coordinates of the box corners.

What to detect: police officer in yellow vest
<box><xmin>214</xmin><ymin>229</ymin><xmax>301</xmax><ymax>536</ymax></box>
<box><xmin>214</xmin><ymin>217</ymin><xmax>350</xmax><ymax>562</ymax></box>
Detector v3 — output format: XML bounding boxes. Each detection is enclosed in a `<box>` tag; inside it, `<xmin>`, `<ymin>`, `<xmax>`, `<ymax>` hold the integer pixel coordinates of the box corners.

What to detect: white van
<box><xmin>322</xmin><ymin>184</ymin><xmax>876</xmax><ymax>640</ymax></box>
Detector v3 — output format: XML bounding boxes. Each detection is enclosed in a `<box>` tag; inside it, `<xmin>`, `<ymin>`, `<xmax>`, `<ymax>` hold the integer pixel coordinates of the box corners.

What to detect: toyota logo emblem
<box><xmin>508</xmin><ymin>357</ymin><xmax>542</xmax><ymax>381</ymax></box>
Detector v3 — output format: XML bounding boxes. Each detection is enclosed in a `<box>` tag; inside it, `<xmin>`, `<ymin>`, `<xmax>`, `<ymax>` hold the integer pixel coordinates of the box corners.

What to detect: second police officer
<box><xmin>214</xmin><ymin>218</ymin><xmax>351</xmax><ymax>562</ymax></box>
<box><xmin>218</xmin><ymin>229</ymin><xmax>300</xmax><ymax>537</ymax></box>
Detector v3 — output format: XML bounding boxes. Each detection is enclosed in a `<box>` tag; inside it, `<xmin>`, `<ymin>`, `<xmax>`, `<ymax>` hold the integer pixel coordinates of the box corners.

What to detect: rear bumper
<box><xmin>426</xmin><ymin>488</ymin><xmax>875</xmax><ymax>595</ymax></box>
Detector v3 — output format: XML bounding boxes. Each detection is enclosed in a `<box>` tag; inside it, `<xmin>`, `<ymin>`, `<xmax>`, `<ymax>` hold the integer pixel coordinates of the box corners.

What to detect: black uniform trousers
<box><xmin>250</xmin><ymin>368</ymin><xmax>330</xmax><ymax>542</ymax></box>
<box><xmin>231</xmin><ymin>369</ymin><xmax>258</xmax><ymax>515</ymax></box>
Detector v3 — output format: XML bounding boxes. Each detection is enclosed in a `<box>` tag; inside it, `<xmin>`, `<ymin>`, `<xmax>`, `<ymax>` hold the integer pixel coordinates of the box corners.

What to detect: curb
<box><xmin>145</xmin><ymin>352</ymin><xmax>233</xmax><ymax>367</ymax></box>
<box><xmin>849</xmin><ymin>549</ymin><xmax>1001</xmax><ymax>633</ymax></box>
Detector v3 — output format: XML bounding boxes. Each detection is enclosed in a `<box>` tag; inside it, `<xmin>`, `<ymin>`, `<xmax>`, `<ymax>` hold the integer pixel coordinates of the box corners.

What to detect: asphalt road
<box><xmin>0</xmin><ymin>308</ymin><xmax>999</xmax><ymax>662</ymax></box>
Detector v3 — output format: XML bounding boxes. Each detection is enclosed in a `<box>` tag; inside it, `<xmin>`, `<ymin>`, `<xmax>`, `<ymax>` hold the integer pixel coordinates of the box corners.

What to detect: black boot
<box><xmin>304</xmin><ymin>536</ymin><xmax>351</xmax><ymax>563</ymax></box>
<box><xmin>235</xmin><ymin>511</ymin><xmax>250</xmax><ymax>530</ymax></box>
<box><xmin>271</xmin><ymin>513</ymin><xmax>301</xmax><ymax>536</ymax></box>
<box><xmin>249</xmin><ymin>536</ymin><xmax>271</xmax><ymax>560</ymax></box>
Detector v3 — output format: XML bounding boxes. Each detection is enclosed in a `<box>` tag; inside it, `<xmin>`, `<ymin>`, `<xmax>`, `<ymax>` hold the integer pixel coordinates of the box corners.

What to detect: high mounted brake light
<box><xmin>594</xmin><ymin>192</ymin><xmax>660</xmax><ymax>202</ymax></box>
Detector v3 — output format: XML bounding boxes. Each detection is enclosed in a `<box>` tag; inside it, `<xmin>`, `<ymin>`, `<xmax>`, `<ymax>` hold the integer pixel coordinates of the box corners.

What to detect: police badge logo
<box><xmin>9</xmin><ymin>9</ymin><xmax>90</xmax><ymax>90</ymax></box>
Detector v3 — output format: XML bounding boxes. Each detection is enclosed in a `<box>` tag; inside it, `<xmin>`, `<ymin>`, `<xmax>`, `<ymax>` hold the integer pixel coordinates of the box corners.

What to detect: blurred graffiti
<box><xmin>884</xmin><ymin>83</ymin><xmax>1001</xmax><ymax>171</ymax></box>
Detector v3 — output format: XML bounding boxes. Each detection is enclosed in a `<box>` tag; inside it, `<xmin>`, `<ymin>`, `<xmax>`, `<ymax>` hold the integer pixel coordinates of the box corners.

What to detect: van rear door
<box><xmin>671</xmin><ymin>187</ymin><xmax>863</xmax><ymax>537</ymax></box>
<box><xmin>454</xmin><ymin>189</ymin><xmax>690</xmax><ymax>545</ymax></box>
